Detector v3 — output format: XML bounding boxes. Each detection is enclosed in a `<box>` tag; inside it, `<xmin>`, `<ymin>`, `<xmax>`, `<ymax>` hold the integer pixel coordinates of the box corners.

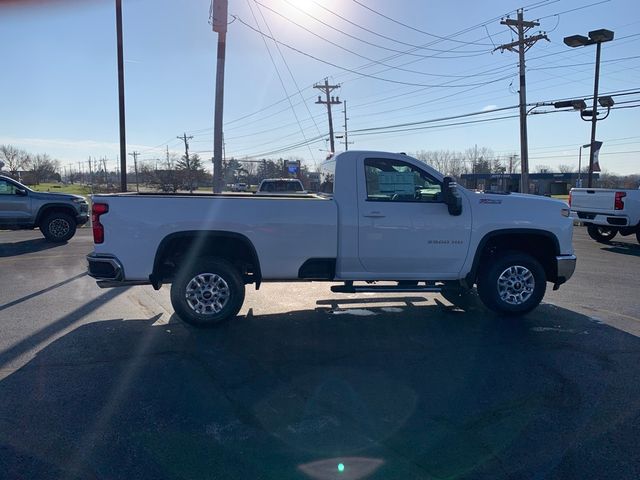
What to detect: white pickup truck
<box><xmin>87</xmin><ymin>151</ymin><xmax>576</xmax><ymax>327</ymax></box>
<box><xmin>570</xmin><ymin>187</ymin><xmax>640</xmax><ymax>244</ymax></box>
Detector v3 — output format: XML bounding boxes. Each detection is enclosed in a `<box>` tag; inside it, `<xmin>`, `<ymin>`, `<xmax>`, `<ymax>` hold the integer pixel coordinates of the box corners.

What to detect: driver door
<box><xmin>357</xmin><ymin>157</ymin><xmax>471</xmax><ymax>278</ymax></box>
<box><xmin>0</xmin><ymin>179</ymin><xmax>31</xmax><ymax>227</ymax></box>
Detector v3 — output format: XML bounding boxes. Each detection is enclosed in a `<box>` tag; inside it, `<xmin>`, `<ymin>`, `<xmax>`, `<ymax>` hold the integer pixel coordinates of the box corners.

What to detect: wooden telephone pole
<box><xmin>495</xmin><ymin>9</ymin><xmax>548</xmax><ymax>194</ymax></box>
<box><xmin>314</xmin><ymin>79</ymin><xmax>342</xmax><ymax>154</ymax></box>
<box><xmin>210</xmin><ymin>0</ymin><xmax>228</xmax><ymax>193</ymax></box>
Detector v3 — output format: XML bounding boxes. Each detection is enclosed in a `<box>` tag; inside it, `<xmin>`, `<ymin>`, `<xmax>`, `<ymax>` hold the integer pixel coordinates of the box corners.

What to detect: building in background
<box><xmin>460</xmin><ymin>172</ymin><xmax>600</xmax><ymax>195</ymax></box>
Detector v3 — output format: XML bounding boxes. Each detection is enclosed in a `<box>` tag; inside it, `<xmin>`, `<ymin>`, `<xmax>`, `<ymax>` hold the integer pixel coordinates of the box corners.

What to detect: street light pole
<box><xmin>587</xmin><ymin>41</ymin><xmax>602</xmax><ymax>188</ymax></box>
<box><xmin>563</xmin><ymin>28</ymin><xmax>614</xmax><ymax>188</ymax></box>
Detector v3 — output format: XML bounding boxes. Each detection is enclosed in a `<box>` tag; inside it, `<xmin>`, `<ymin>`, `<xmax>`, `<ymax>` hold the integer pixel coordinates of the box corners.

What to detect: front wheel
<box><xmin>477</xmin><ymin>252</ymin><xmax>546</xmax><ymax>316</ymax></box>
<box><xmin>587</xmin><ymin>225</ymin><xmax>617</xmax><ymax>243</ymax></box>
<box><xmin>170</xmin><ymin>258</ymin><xmax>245</xmax><ymax>327</ymax></box>
<box><xmin>636</xmin><ymin>230</ymin><xmax>640</xmax><ymax>245</ymax></box>
<box><xmin>40</xmin><ymin>212</ymin><xmax>76</xmax><ymax>243</ymax></box>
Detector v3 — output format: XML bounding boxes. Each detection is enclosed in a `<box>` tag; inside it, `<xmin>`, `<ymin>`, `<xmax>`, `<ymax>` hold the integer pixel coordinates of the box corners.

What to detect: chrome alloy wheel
<box><xmin>185</xmin><ymin>273</ymin><xmax>230</xmax><ymax>315</ymax></box>
<box><xmin>497</xmin><ymin>265</ymin><xmax>535</xmax><ymax>305</ymax></box>
<box><xmin>49</xmin><ymin>218</ymin><xmax>70</xmax><ymax>238</ymax></box>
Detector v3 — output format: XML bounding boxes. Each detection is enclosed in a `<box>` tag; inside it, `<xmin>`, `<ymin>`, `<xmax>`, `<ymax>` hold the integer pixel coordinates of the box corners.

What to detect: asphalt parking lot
<box><xmin>0</xmin><ymin>227</ymin><xmax>639</xmax><ymax>479</ymax></box>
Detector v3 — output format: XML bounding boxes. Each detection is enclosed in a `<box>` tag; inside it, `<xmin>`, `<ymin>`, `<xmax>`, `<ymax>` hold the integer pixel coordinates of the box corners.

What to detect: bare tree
<box><xmin>534</xmin><ymin>164</ymin><xmax>551</xmax><ymax>173</ymax></box>
<box><xmin>413</xmin><ymin>149</ymin><xmax>467</xmax><ymax>179</ymax></box>
<box><xmin>0</xmin><ymin>145</ymin><xmax>29</xmax><ymax>175</ymax></box>
<box><xmin>29</xmin><ymin>154</ymin><xmax>60</xmax><ymax>184</ymax></box>
<box><xmin>557</xmin><ymin>164</ymin><xmax>575</xmax><ymax>173</ymax></box>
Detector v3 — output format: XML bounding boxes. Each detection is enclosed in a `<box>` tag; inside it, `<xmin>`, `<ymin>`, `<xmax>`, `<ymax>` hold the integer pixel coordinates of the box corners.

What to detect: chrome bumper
<box><xmin>555</xmin><ymin>254</ymin><xmax>577</xmax><ymax>287</ymax></box>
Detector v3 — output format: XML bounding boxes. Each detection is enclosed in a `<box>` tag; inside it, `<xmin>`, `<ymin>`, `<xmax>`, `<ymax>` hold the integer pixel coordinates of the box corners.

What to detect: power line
<box><xmin>536</xmin><ymin>0</ymin><xmax>611</xmax><ymax>19</ymax></box>
<box><xmin>349</xmin><ymin>0</ymin><xmax>494</xmax><ymax>47</ymax></box>
<box><xmin>281</xmin><ymin>0</ymin><xmax>492</xmax><ymax>64</ymax></box>
<box><xmin>255</xmin><ymin>1</ymin><xmax>503</xmax><ymax>81</ymax></box>
<box><xmin>247</xmin><ymin>0</ymin><xmax>317</xmax><ymax>163</ymax></box>
<box><xmin>350</xmin><ymin>105</ymin><xmax>519</xmax><ymax>134</ymax></box>
<box><xmin>529</xmin><ymin>55</ymin><xmax>640</xmax><ymax>71</ymax></box>
<box><xmin>234</xmin><ymin>16</ymin><xmax>512</xmax><ymax>88</ymax></box>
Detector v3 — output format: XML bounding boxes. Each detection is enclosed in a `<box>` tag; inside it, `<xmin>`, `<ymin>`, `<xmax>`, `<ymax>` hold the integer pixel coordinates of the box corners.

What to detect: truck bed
<box><xmin>91</xmin><ymin>193</ymin><xmax>338</xmax><ymax>280</ymax></box>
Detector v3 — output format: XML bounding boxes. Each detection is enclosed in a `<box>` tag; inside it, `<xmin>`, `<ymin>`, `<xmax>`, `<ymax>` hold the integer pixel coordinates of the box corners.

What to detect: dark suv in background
<box><xmin>0</xmin><ymin>174</ymin><xmax>89</xmax><ymax>242</ymax></box>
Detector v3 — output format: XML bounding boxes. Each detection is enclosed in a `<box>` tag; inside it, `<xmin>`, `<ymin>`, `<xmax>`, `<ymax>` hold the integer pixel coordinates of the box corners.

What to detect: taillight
<box><xmin>614</xmin><ymin>191</ymin><xmax>626</xmax><ymax>210</ymax></box>
<box><xmin>92</xmin><ymin>203</ymin><xmax>109</xmax><ymax>244</ymax></box>
<box><xmin>568</xmin><ymin>191</ymin><xmax>572</xmax><ymax>207</ymax></box>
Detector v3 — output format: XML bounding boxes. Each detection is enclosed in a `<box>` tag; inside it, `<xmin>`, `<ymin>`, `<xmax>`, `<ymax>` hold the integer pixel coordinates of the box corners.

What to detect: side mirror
<box><xmin>15</xmin><ymin>187</ymin><xmax>28</xmax><ymax>196</ymax></box>
<box><xmin>442</xmin><ymin>176</ymin><xmax>462</xmax><ymax>216</ymax></box>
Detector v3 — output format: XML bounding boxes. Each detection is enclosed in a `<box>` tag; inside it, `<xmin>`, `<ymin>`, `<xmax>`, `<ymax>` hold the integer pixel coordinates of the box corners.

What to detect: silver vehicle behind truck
<box><xmin>0</xmin><ymin>174</ymin><xmax>89</xmax><ymax>242</ymax></box>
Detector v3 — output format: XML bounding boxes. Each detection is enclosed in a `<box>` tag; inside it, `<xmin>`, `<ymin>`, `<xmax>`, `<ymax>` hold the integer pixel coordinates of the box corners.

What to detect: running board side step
<box><xmin>97</xmin><ymin>280</ymin><xmax>151</xmax><ymax>289</ymax></box>
<box><xmin>331</xmin><ymin>285</ymin><xmax>442</xmax><ymax>294</ymax></box>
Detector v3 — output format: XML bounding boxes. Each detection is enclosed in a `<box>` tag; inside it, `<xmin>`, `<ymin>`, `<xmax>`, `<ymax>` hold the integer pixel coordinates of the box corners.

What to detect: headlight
<box><xmin>72</xmin><ymin>198</ymin><xmax>86</xmax><ymax>203</ymax></box>
<box><xmin>561</xmin><ymin>208</ymin><xmax>570</xmax><ymax>217</ymax></box>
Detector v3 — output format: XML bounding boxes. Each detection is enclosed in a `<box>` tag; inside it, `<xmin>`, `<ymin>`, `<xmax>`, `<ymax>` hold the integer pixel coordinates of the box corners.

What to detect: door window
<box><xmin>0</xmin><ymin>180</ymin><xmax>17</xmax><ymax>195</ymax></box>
<box><xmin>364</xmin><ymin>158</ymin><xmax>442</xmax><ymax>202</ymax></box>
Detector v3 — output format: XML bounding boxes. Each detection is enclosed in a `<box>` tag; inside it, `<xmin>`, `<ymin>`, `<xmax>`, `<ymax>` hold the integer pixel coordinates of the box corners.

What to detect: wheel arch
<box><xmin>35</xmin><ymin>204</ymin><xmax>78</xmax><ymax>226</ymax></box>
<box><xmin>150</xmin><ymin>230</ymin><xmax>262</xmax><ymax>288</ymax></box>
<box><xmin>465</xmin><ymin>229</ymin><xmax>560</xmax><ymax>286</ymax></box>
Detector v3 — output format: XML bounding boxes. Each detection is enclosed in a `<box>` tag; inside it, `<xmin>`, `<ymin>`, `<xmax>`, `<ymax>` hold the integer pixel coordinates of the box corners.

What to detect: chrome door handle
<box><xmin>363</xmin><ymin>212</ymin><xmax>385</xmax><ymax>218</ymax></box>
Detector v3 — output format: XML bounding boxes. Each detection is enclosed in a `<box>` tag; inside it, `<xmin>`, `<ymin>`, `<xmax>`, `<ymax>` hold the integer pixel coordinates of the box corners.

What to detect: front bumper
<box><xmin>555</xmin><ymin>254</ymin><xmax>577</xmax><ymax>287</ymax></box>
<box><xmin>76</xmin><ymin>214</ymin><xmax>89</xmax><ymax>226</ymax></box>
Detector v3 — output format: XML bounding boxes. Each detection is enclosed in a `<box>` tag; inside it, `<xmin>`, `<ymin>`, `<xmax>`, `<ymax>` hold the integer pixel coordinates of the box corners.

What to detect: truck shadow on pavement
<box><xmin>0</xmin><ymin>302</ymin><xmax>639</xmax><ymax>480</ymax></box>
<box><xmin>602</xmin><ymin>240</ymin><xmax>640</xmax><ymax>257</ymax></box>
<box><xmin>0</xmin><ymin>237</ymin><xmax>63</xmax><ymax>257</ymax></box>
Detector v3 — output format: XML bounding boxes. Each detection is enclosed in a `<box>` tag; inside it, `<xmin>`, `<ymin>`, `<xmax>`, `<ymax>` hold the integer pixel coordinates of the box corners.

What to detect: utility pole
<box><xmin>177</xmin><ymin>133</ymin><xmax>193</xmax><ymax>161</ymax></box>
<box><xmin>128</xmin><ymin>151</ymin><xmax>140</xmax><ymax>193</ymax></box>
<box><xmin>495</xmin><ymin>9</ymin><xmax>548</xmax><ymax>194</ymax></box>
<box><xmin>87</xmin><ymin>157</ymin><xmax>93</xmax><ymax>185</ymax></box>
<box><xmin>115</xmin><ymin>0</ymin><xmax>127</xmax><ymax>192</ymax></box>
<box><xmin>343</xmin><ymin>100</ymin><xmax>351</xmax><ymax>151</ymax></box>
<box><xmin>177</xmin><ymin>133</ymin><xmax>194</xmax><ymax>193</ymax></box>
<box><xmin>102</xmin><ymin>158</ymin><xmax>108</xmax><ymax>186</ymax></box>
<box><xmin>314</xmin><ymin>78</ymin><xmax>342</xmax><ymax>154</ymax></box>
<box><xmin>210</xmin><ymin>0</ymin><xmax>228</xmax><ymax>193</ymax></box>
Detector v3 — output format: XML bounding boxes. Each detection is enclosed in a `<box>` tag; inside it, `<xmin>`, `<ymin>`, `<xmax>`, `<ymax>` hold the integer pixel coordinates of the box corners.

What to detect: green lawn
<box><xmin>551</xmin><ymin>194</ymin><xmax>570</xmax><ymax>201</ymax></box>
<box><xmin>30</xmin><ymin>183</ymin><xmax>92</xmax><ymax>196</ymax></box>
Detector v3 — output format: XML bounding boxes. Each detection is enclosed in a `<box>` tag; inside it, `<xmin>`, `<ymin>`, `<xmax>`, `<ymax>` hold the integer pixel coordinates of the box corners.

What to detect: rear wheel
<box><xmin>170</xmin><ymin>258</ymin><xmax>245</xmax><ymax>327</ymax></box>
<box><xmin>477</xmin><ymin>252</ymin><xmax>546</xmax><ymax>316</ymax></box>
<box><xmin>587</xmin><ymin>225</ymin><xmax>617</xmax><ymax>243</ymax></box>
<box><xmin>40</xmin><ymin>212</ymin><xmax>76</xmax><ymax>243</ymax></box>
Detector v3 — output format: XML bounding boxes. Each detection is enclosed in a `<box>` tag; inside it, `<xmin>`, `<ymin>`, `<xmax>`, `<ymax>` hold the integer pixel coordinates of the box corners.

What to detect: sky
<box><xmin>0</xmin><ymin>0</ymin><xmax>639</xmax><ymax>174</ymax></box>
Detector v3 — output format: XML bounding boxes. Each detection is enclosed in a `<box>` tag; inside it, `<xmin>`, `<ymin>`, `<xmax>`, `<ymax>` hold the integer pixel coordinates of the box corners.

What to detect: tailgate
<box><xmin>571</xmin><ymin>189</ymin><xmax>616</xmax><ymax>212</ymax></box>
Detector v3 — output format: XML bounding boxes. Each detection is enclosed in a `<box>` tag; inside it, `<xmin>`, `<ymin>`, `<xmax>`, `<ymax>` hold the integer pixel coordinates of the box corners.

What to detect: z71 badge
<box><xmin>479</xmin><ymin>198</ymin><xmax>502</xmax><ymax>204</ymax></box>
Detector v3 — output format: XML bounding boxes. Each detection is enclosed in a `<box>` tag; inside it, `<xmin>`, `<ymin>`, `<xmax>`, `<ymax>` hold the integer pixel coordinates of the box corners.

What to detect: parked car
<box><xmin>230</xmin><ymin>182</ymin><xmax>248</xmax><ymax>192</ymax></box>
<box><xmin>255</xmin><ymin>178</ymin><xmax>306</xmax><ymax>194</ymax></box>
<box><xmin>570</xmin><ymin>187</ymin><xmax>640</xmax><ymax>244</ymax></box>
<box><xmin>87</xmin><ymin>150</ymin><xmax>576</xmax><ymax>327</ymax></box>
<box><xmin>0</xmin><ymin>174</ymin><xmax>89</xmax><ymax>242</ymax></box>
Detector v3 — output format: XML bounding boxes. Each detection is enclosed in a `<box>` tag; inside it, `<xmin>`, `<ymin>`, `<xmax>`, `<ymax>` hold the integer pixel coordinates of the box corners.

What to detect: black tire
<box><xmin>477</xmin><ymin>252</ymin><xmax>546</xmax><ymax>316</ymax></box>
<box><xmin>170</xmin><ymin>258</ymin><xmax>245</xmax><ymax>327</ymax></box>
<box><xmin>587</xmin><ymin>225</ymin><xmax>617</xmax><ymax>243</ymax></box>
<box><xmin>40</xmin><ymin>212</ymin><xmax>76</xmax><ymax>243</ymax></box>
<box><xmin>636</xmin><ymin>230</ymin><xmax>640</xmax><ymax>245</ymax></box>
